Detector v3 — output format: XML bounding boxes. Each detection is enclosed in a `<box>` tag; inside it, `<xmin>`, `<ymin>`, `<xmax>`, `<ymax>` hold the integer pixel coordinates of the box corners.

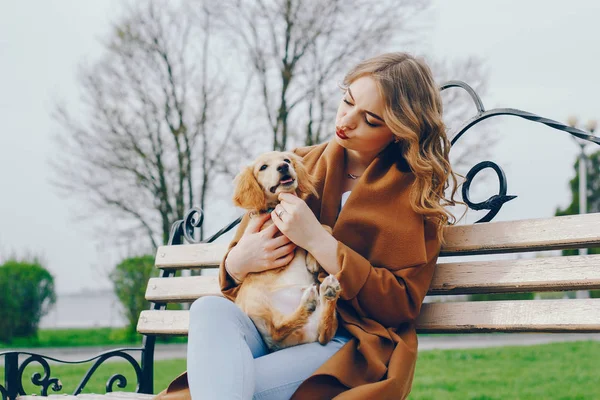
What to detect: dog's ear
<box><xmin>289</xmin><ymin>153</ymin><xmax>318</xmax><ymax>200</ymax></box>
<box><xmin>233</xmin><ymin>166</ymin><xmax>266</xmax><ymax>210</ymax></box>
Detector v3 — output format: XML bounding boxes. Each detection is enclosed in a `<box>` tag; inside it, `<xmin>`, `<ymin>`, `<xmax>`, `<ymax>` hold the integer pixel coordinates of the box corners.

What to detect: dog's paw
<box><xmin>301</xmin><ymin>284</ymin><xmax>319</xmax><ymax>312</ymax></box>
<box><xmin>320</xmin><ymin>274</ymin><xmax>341</xmax><ymax>301</ymax></box>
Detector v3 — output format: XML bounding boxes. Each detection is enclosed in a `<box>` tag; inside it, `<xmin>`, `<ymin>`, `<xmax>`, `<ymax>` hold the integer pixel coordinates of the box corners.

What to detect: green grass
<box><xmin>2</xmin><ymin>341</ymin><xmax>599</xmax><ymax>397</ymax></box>
<box><xmin>411</xmin><ymin>341</ymin><xmax>600</xmax><ymax>399</ymax></box>
<box><xmin>0</xmin><ymin>328</ymin><xmax>186</xmax><ymax>348</ymax></box>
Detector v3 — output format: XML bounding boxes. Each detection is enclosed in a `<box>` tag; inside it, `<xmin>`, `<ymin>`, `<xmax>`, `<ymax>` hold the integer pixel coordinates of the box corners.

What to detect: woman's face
<box><xmin>334</xmin><ymin>76</ymin><xmax>395</xmax><ymax>155</ymax></box>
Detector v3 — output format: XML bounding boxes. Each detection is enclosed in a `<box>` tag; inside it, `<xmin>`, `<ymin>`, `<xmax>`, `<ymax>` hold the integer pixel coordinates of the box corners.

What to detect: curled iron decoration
<box><xmin>462</xmin><ymin>161</ymin><xmax>517</xmax><ymax>223</ymax></box>
<box><xmin>0</xmin><ymin>348</ymin><xmax>143</xmax><ymax>398</ymax></box>
<box><xmin>73</xmin><ymin>349</ymin><xmax>143</xmax><ymax>395</ymax></box>
<box><xmin>168</xmin><ymin>206</ymin><xmax>204</xmax><ymax>245</ymax></box>
<box><xmin>440</xmin><ymin>80</ymin><xmax>600</xmax><ymax>147</ymax></box>
<box><xmin>182</xmin><ymin>207</ymin><xmax>204</xmax><ymax>243</ymax></box>
<box><xmin>106</xmin><ymin>374</ymin><xmax>128</xmax><ymax>393</ymax></box>
<box><xmin>1</xmin><ymin>384</ymin><xmax>9</xmax><ymax>400</ymax></box>
<box><xmin>17</xmin><ymin>354</ymin><xmax>62</xmax><ymax>396</ymax></box>
<box><xmin>441</xmin><ymin>80</ymin><xmax>600</xmax><ymax>223</ymax></box>
<box><xmin>168</xmin><ymin>206</ymin><xmax>243</xmax><ymax>245</ymax></box>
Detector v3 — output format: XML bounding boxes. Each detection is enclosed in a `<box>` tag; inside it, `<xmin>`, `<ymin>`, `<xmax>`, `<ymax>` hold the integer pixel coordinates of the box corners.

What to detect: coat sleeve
<box><xmin>331</xmin><ymin>218</ymin><xmax>440</xmax><ymax>329</ymax></box>
<box><xmin>218</xmin><ymin>212</ymin><xmax>251</xmax><ymax>301</ymax></box>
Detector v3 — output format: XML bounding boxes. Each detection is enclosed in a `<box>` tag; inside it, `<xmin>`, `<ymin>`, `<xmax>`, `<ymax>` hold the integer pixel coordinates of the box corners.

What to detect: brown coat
<box><xmin>156</xmin><ymin>140</ymin><xmax>441</xmax><ymax>399</ymax></box>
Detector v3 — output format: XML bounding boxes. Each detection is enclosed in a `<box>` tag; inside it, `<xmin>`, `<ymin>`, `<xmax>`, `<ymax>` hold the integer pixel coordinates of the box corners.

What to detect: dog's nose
<box><xmin>277</xmin><ymin>163</ymin><xmax>289</xmax><ymax>173</ymax></box>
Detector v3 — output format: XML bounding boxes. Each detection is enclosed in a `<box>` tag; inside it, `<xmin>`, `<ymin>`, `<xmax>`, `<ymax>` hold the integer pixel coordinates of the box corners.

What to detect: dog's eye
<box><xmin>283</xmin><ymin>159</ymin><xmax>291</xmax><ymax>163</ymax></box>
<box><xmin>259</xmin><ymin>164</ymin><xmax>268</xmax><ymax>171</ymax></box>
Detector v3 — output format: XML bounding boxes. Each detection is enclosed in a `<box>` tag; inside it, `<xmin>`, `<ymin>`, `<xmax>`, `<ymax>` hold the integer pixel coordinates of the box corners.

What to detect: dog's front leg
<box><xmin>317</xmin><ymin>274</ymin><xmax>342</xmax><ymax>345</ymax></box>
<box><xmin>304</xmin><ymin>224</ymin><xmax>333</xmax><ymax>274</ymax></box>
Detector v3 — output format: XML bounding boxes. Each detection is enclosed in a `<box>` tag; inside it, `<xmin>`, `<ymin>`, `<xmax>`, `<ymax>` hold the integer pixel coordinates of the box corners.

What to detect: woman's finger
<box><xmin>246</xmin><ymin>212</ymin><xmax>271</xmax><ymax>233</ymax></box>
<box><xmin>274</xmin><ymin>204</ymin><xmax>289</xmax><ymax>220</ymax></box>
<box><xmin>260</xmin><ymin>219</ymin><xmax>280</xmax><ymax>238</ymax></box>
<box><xmin>271</xmin><ymin>209</ymin><xmax>283</xmax><ymax>225</ymax></box>
<box><xmin>272</xmin><ymin>242</ymin><xmax>296</xmax><ymax>259</ymax></box>
<box><xmin>271</xmin><ymin>251</ymin><xmax>296</xmax><ymax>269</ymax></box>
<box><xmin>269</xmin><ymin>234</ymin><xmax>293</xmax><ymax>249</ymax></box>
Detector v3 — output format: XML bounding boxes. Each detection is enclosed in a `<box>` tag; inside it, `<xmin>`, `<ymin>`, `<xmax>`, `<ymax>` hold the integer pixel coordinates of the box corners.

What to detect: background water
<box><xmin>40</xmin><ymin>290</ymin><xmax>127</xmax><ymax>328</ymax></box>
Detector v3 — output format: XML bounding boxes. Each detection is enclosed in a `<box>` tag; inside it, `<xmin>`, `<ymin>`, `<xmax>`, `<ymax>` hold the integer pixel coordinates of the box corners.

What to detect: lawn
<box><xmin>412</xmin><ymin>340</ymin><xmax>600</xmax><ymax>399</ymax></box>
<box><xmin>2</xmin><ymin>341</ymin><xmax>598</xmax><ymax>398</ymax></box>
<box><xmin>0</xmin><ymin>328</ymin><xmax>185</xmax><ymax>349</ymax></box>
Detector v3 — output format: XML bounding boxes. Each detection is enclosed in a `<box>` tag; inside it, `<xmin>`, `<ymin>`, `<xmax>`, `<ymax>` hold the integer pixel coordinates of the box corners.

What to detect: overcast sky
<box><xmin>1</xmin><ymin>0</ymin><xmax>599</xmax><ymax>294</ymax></box>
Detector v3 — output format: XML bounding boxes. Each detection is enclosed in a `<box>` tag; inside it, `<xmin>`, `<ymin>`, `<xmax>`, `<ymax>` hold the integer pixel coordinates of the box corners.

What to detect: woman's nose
<box><xmin>338</xmin><ymin>113</ymin><xmax>357</xmax><ymax>130</ymax></box>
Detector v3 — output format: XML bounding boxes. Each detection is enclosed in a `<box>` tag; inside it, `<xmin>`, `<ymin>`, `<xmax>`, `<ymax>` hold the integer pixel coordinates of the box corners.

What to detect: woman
<box><xmin>157</xmin><ymin>52</ymin><xmax>459</xmax><ymax>400</ymax></box>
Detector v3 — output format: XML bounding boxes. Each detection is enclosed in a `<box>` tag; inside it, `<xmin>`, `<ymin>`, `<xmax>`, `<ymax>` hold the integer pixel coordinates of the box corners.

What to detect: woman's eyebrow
<box><xmin>348</xmin><ymin>88</ymin><xmax>384</xmax><ymax>122</ymax></box>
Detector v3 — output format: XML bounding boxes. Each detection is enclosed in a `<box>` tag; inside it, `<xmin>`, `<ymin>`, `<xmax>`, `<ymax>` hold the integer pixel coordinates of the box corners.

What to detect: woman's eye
<box><xmin>365</xmin><ymin>118</ymin><xmax>378</xmax><ymax>128</ymax></box>
<box><xmin>259</xmin><ymin>165</ymin><xmax>267</xmax><ymax>171</ymax></box>
<box><xmin>343</xmin><ymin>98</ymin><xmax>353</xmax><ymax>106</ymax></box>
<box><xmin>283</xmin><ymin>158</ymin><xmax>291</xmax><ymax>163</ymax></box>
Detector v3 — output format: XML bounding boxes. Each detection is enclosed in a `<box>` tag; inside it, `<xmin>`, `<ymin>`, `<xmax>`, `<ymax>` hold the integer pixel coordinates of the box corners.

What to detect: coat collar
<box><xmin>314</xmin><ymin>139</ymin><xmax>410</xmax><ymax>231</ymax></box>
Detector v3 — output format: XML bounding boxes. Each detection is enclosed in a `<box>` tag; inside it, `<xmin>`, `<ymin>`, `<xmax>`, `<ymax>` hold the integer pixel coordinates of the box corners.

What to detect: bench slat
<box><xmin>430</xmin><ymin>254</ymin><xmax>600</xmax><ymax>294</ymax></box>
<box><xmin>417</xmin><ymin>299</ymin><xmax>600</xmax><ymax>333</ymax></box>
<box><xmin>146</xmin><ymin>275</ymin><xmax>222</xmax><ymax>301</ymax></box>
<box><xmin>145</xmin><ymin>254</ymin><xmax>600</xmax><ymax>302</ymax></box>
<box><xmin>153</xmin><ymin>213</ymin><xmax>600</xmax><ymax>269</ymax></box>
<box><xmin>138</xmin><ymin>299</ymin><xmax>600</xmax><ymax>335</ymax></box>
<box><xmin>440</xmin><ymin>213</ymin><xmax>600</xmax><ymax>256</ymax></box>
<box><xmin>155</xmin><ymin>242</ymin><xmax>228</xmax><ymax>269</ymax></box>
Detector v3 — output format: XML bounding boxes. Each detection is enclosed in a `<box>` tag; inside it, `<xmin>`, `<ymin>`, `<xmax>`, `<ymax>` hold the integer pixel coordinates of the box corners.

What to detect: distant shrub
<box><xmin>0</xmin><ymin>259</ymin><xmax>56</xmax><ymax>343</ymax></box>
<box><xmin>110</xmin><ymin>255</ymin><xmax>156</xmax><ymax>338</ymax></box>
<box><xmin>469</xmin><ymin>292</ymin><xmax>535</xmax><ymax>301</ymax></box>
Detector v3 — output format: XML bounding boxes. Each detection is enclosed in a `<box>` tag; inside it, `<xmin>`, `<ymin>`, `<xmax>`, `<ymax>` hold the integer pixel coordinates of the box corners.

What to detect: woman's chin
<box><xmin>334</xmin><ymin>134</ymin><xmax>351</xmax><ymax>148</ymax></box>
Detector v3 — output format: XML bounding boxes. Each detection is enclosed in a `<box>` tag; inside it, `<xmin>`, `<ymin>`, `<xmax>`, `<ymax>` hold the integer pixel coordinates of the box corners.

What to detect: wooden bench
<box><xmin>5</xmin><ymin>208</ymin><xmax>600</xmax><ymax>400</ymax></box>
<box><xmin>139</xmin><ymin>212</ymin><xmax>600</xmax><ymax>338</ymax></box>
<box><xmin>7</xmin><ymin>216</ymin><xmax>599</xmax><ymax>400</ymax></box>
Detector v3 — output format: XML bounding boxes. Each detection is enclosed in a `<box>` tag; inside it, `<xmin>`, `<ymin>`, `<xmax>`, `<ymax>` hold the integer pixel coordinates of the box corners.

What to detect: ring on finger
<box><xmin>277</xmin><ymin>208</ymin><xmax>285</xmax><ymax>219</ymax></box>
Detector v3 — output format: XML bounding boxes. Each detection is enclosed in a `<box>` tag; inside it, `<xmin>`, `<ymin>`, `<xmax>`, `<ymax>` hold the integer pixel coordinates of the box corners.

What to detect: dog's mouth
<box><xmin>269</xmin><ymin>175</ymin><xmax>295</xmax><ymax>193</ymax></box>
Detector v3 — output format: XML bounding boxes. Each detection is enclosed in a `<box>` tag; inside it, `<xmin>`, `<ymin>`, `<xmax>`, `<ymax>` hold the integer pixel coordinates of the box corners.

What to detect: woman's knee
<box><xmin>189</xmin><ymin>295</ymin><xmax>242</xmax><ymax>326</ymax></box>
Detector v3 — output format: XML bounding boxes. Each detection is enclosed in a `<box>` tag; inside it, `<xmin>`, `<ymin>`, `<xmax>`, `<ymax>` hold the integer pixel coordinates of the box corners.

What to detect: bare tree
<box><xmin>209</xmin><ymin>0</ymin><xmax>430</xmax><ymax>151</ymax></box>
<box><xmin>52</xmin><ymin>1</ymin><xmax>246</xmax><ymax>248</ymax></box>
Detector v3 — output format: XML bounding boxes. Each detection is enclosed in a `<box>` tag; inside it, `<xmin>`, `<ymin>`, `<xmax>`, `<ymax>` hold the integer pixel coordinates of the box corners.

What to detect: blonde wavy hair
<box><xmin>343</xmin><ymin>52</ymin><xmax>461</xmax><ymax>243</ymax></box>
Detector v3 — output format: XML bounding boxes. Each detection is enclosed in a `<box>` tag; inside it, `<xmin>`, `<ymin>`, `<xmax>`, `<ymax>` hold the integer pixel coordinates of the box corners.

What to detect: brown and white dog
<box><xmin>231</xmin><ymin>151</ymin><xmax>341</xmax><ymax>351</ymax></box>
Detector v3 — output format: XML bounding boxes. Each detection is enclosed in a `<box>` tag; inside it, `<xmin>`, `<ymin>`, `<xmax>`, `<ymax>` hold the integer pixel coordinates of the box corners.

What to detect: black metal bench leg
<box><xmin>140</xmin><ymin>335</ymin><xmax>156</xmax><ymax>394</ymax></box>
<box><xmin>4</xmin><ymin>353</ymin><xmax>19</xmax><ymax>400</ymax></box>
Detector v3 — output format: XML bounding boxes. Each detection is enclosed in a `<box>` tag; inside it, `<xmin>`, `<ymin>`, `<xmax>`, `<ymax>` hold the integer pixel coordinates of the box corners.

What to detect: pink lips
<box><xmin>336</xmin><ymin>128</ymin><xmax>348</xmax><ymax>140</ymax></box>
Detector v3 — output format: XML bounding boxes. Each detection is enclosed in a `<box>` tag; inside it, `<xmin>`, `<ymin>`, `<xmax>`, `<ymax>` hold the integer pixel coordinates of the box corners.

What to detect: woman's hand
<box><xmin>271</xmin><ymin>193</ymin><xmax>330</xmax><ymax>253</ymax></box>
<box><xmin>225</xmin><ymin>213</ymin><xmax>297</xmax><ymax>281</ymax></box>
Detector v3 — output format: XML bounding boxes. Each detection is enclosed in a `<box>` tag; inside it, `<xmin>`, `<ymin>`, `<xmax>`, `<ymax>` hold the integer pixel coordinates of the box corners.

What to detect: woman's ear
<box><xmin>233</xmin><ymin>167</ymin><xmax>266</xmax><ymax>210</ymax></box>
<box><xmin>290</xmin><ymin>153</ymin><xmax>318</xmax><ymax>200</ymax></box>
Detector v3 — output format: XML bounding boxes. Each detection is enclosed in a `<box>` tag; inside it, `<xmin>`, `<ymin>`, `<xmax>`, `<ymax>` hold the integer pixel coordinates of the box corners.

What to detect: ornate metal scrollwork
<box><xmin>106</xmin><ymin>374</ymin><xmax>128</xmax><ymax>392</ymax></box>
<box><xmin>168</xmin><ymin>206</ymin><xmax>242</xmax><ymax>245</ymax></box>
<box><xmin>20</xmin><ymin>354</ymin><xmax>63</xmax><ymax>396</ymax></box>
<box><xmin>1</xmin><ymin>384</ymin><xmax>9</xmax><ymax>400</ymax></box>
<box><xmin>73</xmin><ymin>349</ymin><xmax>143</xmax><ymax>395</ymax></box>
<box><xmin>0</xmin><ymin>348</ymin><xmax>144</xmax><ymax>399</ymax></box>
<box><xmin>441</xmin><ymin>80</ymin><xmax>600</xmax><ymax>223</ymax></box>
<box><xmin>462</xmin><ymin>161</ymin><xmax>517</xmax><ymax>223</ymax></box>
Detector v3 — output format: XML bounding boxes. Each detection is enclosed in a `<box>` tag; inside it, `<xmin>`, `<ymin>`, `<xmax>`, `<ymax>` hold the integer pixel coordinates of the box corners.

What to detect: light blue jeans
<box><xmin>187</xmin><ymin>296</ymin><xmax>350</xmax><ymax>400</ymax></box>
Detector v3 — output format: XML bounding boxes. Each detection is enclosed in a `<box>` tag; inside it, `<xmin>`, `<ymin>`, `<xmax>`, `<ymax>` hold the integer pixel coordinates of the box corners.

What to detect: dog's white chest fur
<box><xmin>268</xmin><ymin>249</ymin><xmax>318</xmax><ymax>315</ymax></box>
